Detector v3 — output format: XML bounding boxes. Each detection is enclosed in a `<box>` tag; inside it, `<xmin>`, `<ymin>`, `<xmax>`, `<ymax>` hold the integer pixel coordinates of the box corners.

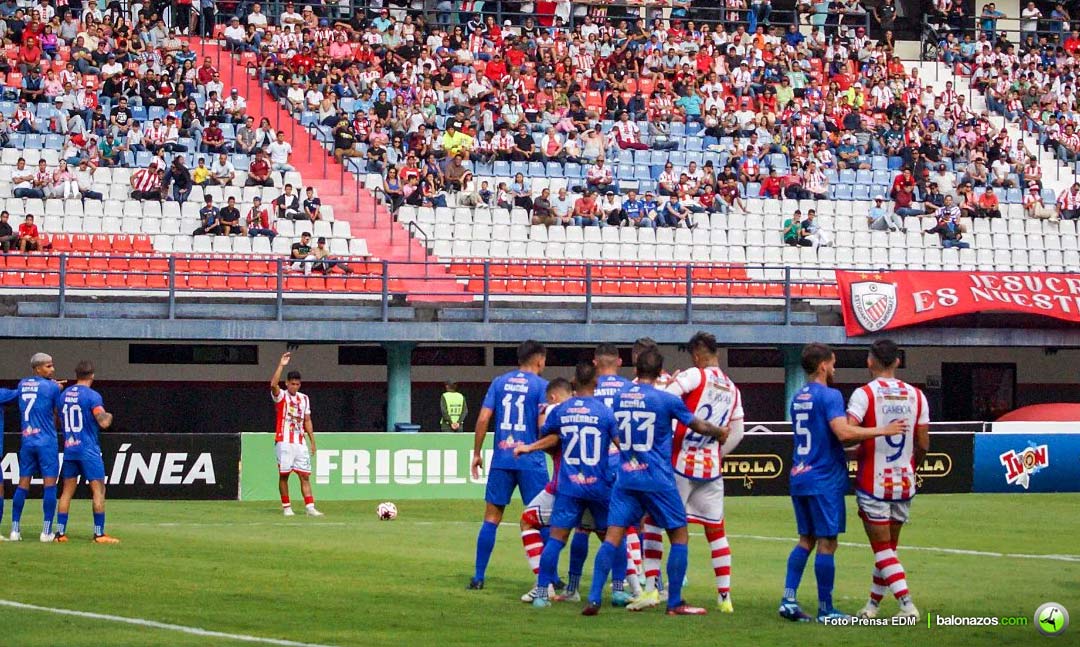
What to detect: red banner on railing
<box><xmin>835</xmin><ymin>270</ymin><xmax>1080</xmax><ymax>336</ymax></box>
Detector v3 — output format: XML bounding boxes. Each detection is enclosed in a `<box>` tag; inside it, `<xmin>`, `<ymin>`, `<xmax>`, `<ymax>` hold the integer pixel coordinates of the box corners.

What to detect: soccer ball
<box><xmin>376</xmin><ymin>502</ymin><xmax>398</xmax><ymax>520</ymax></box>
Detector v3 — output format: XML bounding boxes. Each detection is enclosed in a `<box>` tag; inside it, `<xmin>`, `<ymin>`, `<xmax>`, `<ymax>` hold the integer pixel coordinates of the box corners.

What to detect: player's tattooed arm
<box><xmin>513</xmin><ymin>434</ymin><xmax>559</xmax><ymax>457</ymax></box>
<box><xmin>95</xmin><ymin>409</ymin><xmax>113</xmax><ymax>429</ymax></box>
<box><xmin>688</xmin><ymin>418</ymin><xmax>729</xmax><ymax>444</ymax></box>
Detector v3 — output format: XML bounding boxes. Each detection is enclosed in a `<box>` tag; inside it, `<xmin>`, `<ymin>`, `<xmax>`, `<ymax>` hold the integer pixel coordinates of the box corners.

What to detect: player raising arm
<box><xmin>778</xmin><ymin>343</ymin><xmax>906</xmax><ymax>624</ymax></box>
<box><xmin>468</xmin><ymin>341</ymin><xmax>549</xmax><ymax>590</ymax></box>
<box><xmin>11</xmin><ymin>353</ymin><xmax>63</xmax><ymax>542</ymax></box>
<box><xmin>583</xmin><ymin>349</ymin><xmax>728</xmax><ymax>616</ymax></box>
<box><xmin>848</xmin><ymin>340</ymin><xmax>929</xmax><ymax>622</ymax></box>
<box><xmin>55</xmin><ymin>361</ymin><xmax>119</xmax><ymax>543</ymax></box>
<box><xmin>271</xmin><ymin>352</ymin><xmax>322</xmax><ymax>517</ymax></box>
<box><xmin>515</xmin><ymin>362</ymin><xmax>620</xmax><ymax>609</ymax></box>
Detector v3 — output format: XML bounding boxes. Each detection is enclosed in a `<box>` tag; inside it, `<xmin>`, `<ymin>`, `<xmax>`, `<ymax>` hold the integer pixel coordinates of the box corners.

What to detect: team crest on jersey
<box><xmin>999</xmin><ymin>443</ymin><xmax>1049</xmax><ymax>489</ymax></box>
<box><xmin>850</xmin><ymin>281</ymin><xmax>898</xmax><ymax>332</ymax></box>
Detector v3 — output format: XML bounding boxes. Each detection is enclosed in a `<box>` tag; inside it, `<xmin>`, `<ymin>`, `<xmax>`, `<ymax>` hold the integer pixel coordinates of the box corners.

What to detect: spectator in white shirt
<box><xmin>549</xmin><ymin>187</ymin><xmax>575</xmax><ymax>226</ymax></box>
<box><xmin>585</xmin><ymin>158</ymin><xmax>613</xmax><ymax>192</ymax></box>
<box><xmin>210</xmin><ymin>153</ymin><xmax>235</xmax><ymax>185</ymax></box>
<box><xmin>268</xmin><ymin>131</ymin><xmax>295</xmax><ymax>174</ymax></box>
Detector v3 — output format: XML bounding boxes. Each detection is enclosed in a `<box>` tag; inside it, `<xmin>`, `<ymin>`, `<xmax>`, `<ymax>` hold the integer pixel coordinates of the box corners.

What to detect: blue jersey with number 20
<box><xmin>611</xmin><ymin>383</ymin><xmax>695</xmax><ymax>492</ymax></box>
<box><xmin>788</xmin><ymin>381</ymin><xmax>849</xmax><ymax>496</ymax></box>
<box><xmin>17</xmin><ymin>377</ymin><xmax>61</xmax><ymax>449</ymax></box>
<box><xmin>482</xmin><ymin>370</ymin><xmax>549</xmax><ymax>471</ymax></box>
<box><xmin>541</xmin><ymin>396</ymin><xmax>617</xmax><ymax>501</ymax></box>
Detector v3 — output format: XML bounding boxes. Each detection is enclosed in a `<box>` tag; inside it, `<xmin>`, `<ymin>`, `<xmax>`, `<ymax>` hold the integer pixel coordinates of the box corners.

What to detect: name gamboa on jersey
<box><xmin>541</xmin><ymin>397</ymin><xmax>617</xmax><ymax>500</ymax></box>
<box><xmin>611</xmin><ymin>384</ymin><xmax>695</xmax><ymax>492</ymax></box>
<box><xmin>666</xmin><ymin>367</ymin><xmax>744</xmax><ymax>480</ymax></box>
<box><xmin>482</xmin><ymin>370</ymin><xmax>548</xmax><ymax>471</ymax></box>
<box><xmin>847</xmin><ymin>378</ymin><xmax>929</xmax><ymax>501</ymax></box>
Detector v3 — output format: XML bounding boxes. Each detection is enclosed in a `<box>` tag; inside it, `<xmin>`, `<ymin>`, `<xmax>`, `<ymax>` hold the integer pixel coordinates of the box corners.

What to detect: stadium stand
<box><xmin>2</xmin><ymin>3</ymin><xmax>1079</xmax><ymax>302</ymax></box>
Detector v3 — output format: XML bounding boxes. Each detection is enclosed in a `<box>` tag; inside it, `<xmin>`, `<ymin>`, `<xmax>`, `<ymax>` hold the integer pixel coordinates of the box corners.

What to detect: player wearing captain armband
<box><xmin>847</xmin><ymin>340</ymin><xmax>929</xmax><ymax>623</ymax></box>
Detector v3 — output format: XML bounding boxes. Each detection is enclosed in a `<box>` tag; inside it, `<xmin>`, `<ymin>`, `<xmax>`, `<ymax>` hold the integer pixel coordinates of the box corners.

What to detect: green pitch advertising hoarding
<box><xmin>241</xmin><ymin>433</ymin><xmax>495</xmax><ymax>501</ymax></box>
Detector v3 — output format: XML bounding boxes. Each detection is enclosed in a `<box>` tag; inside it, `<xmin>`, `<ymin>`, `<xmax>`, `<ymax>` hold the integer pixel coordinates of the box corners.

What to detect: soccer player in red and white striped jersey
<box><xmin>271</xmin><ymin>352</ymin><xmax>322</xmax><ymax>517</ymax></box>
<box><xmin>846</xmin><ymin>340</ymin><xmax>929</xmax><ymax>622</ymax></box>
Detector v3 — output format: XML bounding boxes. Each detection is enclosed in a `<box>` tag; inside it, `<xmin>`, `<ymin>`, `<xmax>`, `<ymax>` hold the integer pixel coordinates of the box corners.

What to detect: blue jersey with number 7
<box><xmin>482</xmin><ymin>370</ymin><xmax>549</xmax><ymax>471</ymax></box>
<box><xmin>788</xmin><ymin>382</ymin><xmax>849</xmax><ymax>496</ymax></box>
<box><xmin>17</xmin><ymin>377</ymin><xmax>61</xmax><ymax>449</ymax></box>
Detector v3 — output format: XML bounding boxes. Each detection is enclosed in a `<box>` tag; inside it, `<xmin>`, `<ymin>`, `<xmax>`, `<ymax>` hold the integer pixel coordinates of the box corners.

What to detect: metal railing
<box><xmin>0</xmin><ymin>252</ymin><xmax>854</xmax><ymax>324</ymax></box>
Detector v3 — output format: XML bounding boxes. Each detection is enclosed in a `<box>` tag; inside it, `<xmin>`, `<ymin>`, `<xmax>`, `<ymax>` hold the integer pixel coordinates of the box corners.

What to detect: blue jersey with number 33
<box><xmin>611</xmin><ymin>383</ymin><xmax>695</xmax><ymax>492</ymax></box>
<box><xmin>541</xmin><ymin>396</ymin><xmax>616</xmax><ymax>501</ymax></box>
<box><xmin>482</xmin><ymin>370</ymin><xmax>549</xmax><ymax>471</ymax></box>
<box><xmin>788</xmin><ymin>382</ymin><xmax>849</xmax><ymax>496</ymax></box>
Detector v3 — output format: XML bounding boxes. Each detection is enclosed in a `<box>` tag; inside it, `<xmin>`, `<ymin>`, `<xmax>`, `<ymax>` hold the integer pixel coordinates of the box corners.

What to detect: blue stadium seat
<box><xmin>668</xmin><ymin>151</ymin><xmax>686</xmax><ymax>167</ymax></box>
<box><xmin>135</xmin><ymin>150</ymin><xmax>153</xmax><ymax>167</ymax></box>
<box><xmin>545</xmin><ymin>162</ymin><xmax>562</xmax><ymax>177</ymax></box>
<box><xmin>564</xmin><ymin>162</ymin><xmax>581</xmax><ymax>178</ymax></box>
<box><xmin>744</xmin><ymin>182</ymin><xmax>761</xmax><ymax>197</ymax></box>
<box><xmin>825</xmin><ymin>169</ymin><xmax>838</xmax><ymax>184</ymax></box>
<box><xmin>839</xmin><ymin>169</ymin><xmax>856</xmax><ymax>185</ymax></box>
<box><xmin>703</xmin><ymin>136</ymin><xmax>718</xmax><ymax>148</ymax></box>
<box><xmin>871</xmin><ymin>170</ymin><xmax>891</xmax><ymax>185</ymax></box>
<box><xmin>855</xmin><ymin>169</ymin><xmax>872</xmax><ymax>185</ymax></box>
<box><xmin>8</xmin><ymin>133</ymin><xmax>23</xmax><ymax>149</ymax></box>
<box><xmin>871</xmin><ymin>156</ymin><xmax>888</xmax><ymax>171</ymax></box>
<box><xmin>493</xmin><ymin>161</ymin><xmax>510</xmax><ymax>176</ymax></box>
<box><xmin>473</xmin><ymin>161</ymin><xmax>493</xmax><ymax>176</ymax></box>
<box><xmin>1006</xmin><ymin>188</ymin><xmax>1022</xmax><ymax>204</ymax></box>
<box><xmin>220</xmin><ymin>123</ymin><xmax>236</xmax><ymax>140</ymax></box>
<box><xmin>685</xmin><ymin>152</ymin><xmax>703</xmax><ymax>166</ymax></box>
<box><xmin>528</xmin><ymin>161</ymin><xmax>545</xmax><ymax>177</ymax></box>
<box><xmin>638</xmin><ymin>180</ymin><xmax>657</xmax><ymax>194</ymax></box>
<box><xmin>148</xmin><ymin>106</ymin><xmax>166</xmax><ymax>121</ymax></box>
<box><xmin>993</xmin><ymin>187</ymin><xmax>1006</xmax><ymax>202</ymax></box>
<box><xmin>509</xmin><ymin>161</ymin><xmax>527</xmax><ymax>176</ymax></box>
<box><xmin>685</xmin><ymin>137</ymin><xmax>703</xmax><ymax>152</ymax></box>
<box><xmin>704</xmin><ymin>151</ymin><xmax>723</xmax><ymax>168</ymax></box>
<box><xmin>1042</xmin><ymin>189</ymin><xmax>1056</xmax><ymax>203</ymax></box>
<box><xmin>43</xmin><ymin>134</ymin><xmax>64</xmax><ymax>150</ymax></box>
<box><xmin>617</xmin><ymin>149</ymin><xmax>634</xmax><ymax>166</ymax></box>
<box><xmin>834</xmin><ymin>184</ymin><xmax>853</xmax><ymax>200</ymax></box>
<box><xmin>649</xmin><ymin>150</ymin><xmax>668</xmax><ymax>166</ymax></box>
<box><xmin>719</xmin><ymin>137</ymin><xmax>734</xmax><ymax>149</ymax></box>
<box><xmin>300</xmin><ymin>112</ymin><xmax>318</xmax><ymax>127</ymax></box>
<box><xmin>632</xmin><ymin>150</ymin><xmax>649</xmax><ymax>166</ymax></box>
<box><xmin>633</xmin><ymin>165</ymin><xmax>651</xmax><ymax>181</ymax></box>
<box><xmin>131</xmin><ymin>106</ymin><xmax>148</xmax><ymax>122</ymax></box>
<box><xmin>0</xmin><ymin>101</ymin><xmax>14</xmax><ymax>118</ymax></box>
<box><xmin>24</xmin><ymin>134</ymin><xmax>42</xmax><ymax>149</ymax></box>
<box><xmin>340</xmin><ymin>98</ymin><xmax>356</xmax><ymax>113</ymax></box>
<box><xmin>670</xmin><ymin>123</ymin><xmax>685</xmax><ymax>137</ymax></box>
<box><xmin>852</xmin><ymin>185</ymin><xmax>871</xmax><ymax>201</ymax></box>
<box><xmin>887</xmin><ymin>156</ymin><xmax>904</xmax><ymax>170</ymax></box>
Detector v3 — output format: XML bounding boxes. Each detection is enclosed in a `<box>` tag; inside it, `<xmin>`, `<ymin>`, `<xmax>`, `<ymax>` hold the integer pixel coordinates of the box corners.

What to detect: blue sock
<box><xmin>568</xmin><ymin>531</ymin><xmax>589</xmax><ymax>592</ymax></box>
<box><xmin>473</xmin><ymin>520</ymin><xmax>498</xmax><ymax>581</ymax></box>
<box><xmin>612</xmin><ymin>537</ymin><xmax>628</xmax><ymax>590</ymax></box>
<box><xmin>11</xmin><ymin>487</ymin><xmax>28</xmax><ymax>533</ymax></box>
<box><xmin>587</xmin><ymin>540</ymin><xmax>617</xmax><ymax>605</ymax></box>
<box><xmin>56</xmin><ymin>512</ymin><xmax>69</xmax><ymax>536</ymax></box>
<box><xmin>784</xmin><ymin>545</ymin><xmax>811</xmax><ymax>600</ymax></box>
<box><xmin>539</xmin><ymin>526</ymin><xmax>550</xmax><ymax>544</ymax></box>
<box><xmin>42</xmin><ymin>486</ymin><xmax>57</xmax><ymax>535</ymax></box>
<box><xmin>537</xmin><ymin>537</ymin><xmax>565</xmax><ymax>588</ymax></box>
<box><xmin>93</xmin><ymin>512</ymin><xmax>106</xmax><ymax>537</ymax></box>
<box><xmin>0</xmin><ymin>491</ymin><xmax>4</xmax><ymax>528</ymax></box>
<box><xmin>815</xmin><ymin>553</ymin><xmax>835</xmax><ymax>613</ymax></box>
<box><xmin>666</xmin><ymin>543</ymin><xmax>689</xmax><ymax>609</ymax></box>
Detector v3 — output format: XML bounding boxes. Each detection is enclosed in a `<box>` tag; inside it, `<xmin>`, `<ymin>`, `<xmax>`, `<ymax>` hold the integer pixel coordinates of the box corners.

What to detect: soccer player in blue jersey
<box><xmin>583</xmin><ymin>349</ymin><xmax>728</xmax><ymax>616</ymax></box>
<box><xmin>11</xmin><ymin>352</ymin><xmax>63</xmax><ymax>542</ymax></box>
<box><xmin>468</xmin><ymin>340</ymin><xmax>549</xmax><ymax>590</ymax></box>
<box><xmin>54</xmin><ymin>361</ymin><xmax>119</xmax><ymax>544</ymax></box>
<box><xmin>515</xmin><ymin>362</ymin><xmax>620</xmax><ymax>608</ymax></box>
<box><xmin>778</xmin><ymin>343</ymin><xmax>906</xmax><ymax>623</ymax></box>
<box><xmin>0</xmin><ymin>383</ymin><xmax>19</xmax><ymax>539</ymax></box>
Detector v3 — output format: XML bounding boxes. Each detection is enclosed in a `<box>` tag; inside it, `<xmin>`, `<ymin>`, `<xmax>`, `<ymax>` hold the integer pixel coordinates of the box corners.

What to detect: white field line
<box><xmin>0</xmin><ymin>599</ymin><xmax>342</xmax><ymax>647</ymax></box>
<box><xmin>121</xmin><ymin>519</ymin><xmax>1080</xmax><ymax>563</ymax></box>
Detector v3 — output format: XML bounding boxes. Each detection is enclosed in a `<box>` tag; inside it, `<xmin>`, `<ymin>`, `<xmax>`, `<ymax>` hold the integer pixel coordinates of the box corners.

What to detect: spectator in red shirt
<box><xmin>1065</xmin><ymin>30</ymin><xmax>1080</xmax><ymax>55</ymax></box>
<box><xmin>760</xmin><ymin>168</ymin><xmax>783</xmax><ymax>199</ymax></box>
<box><xmin>484</xmin><ymin>53</ymin><xmax>508</xmax><ymax>85</ymax></box>
<box><xmin>202</xmin><ymin>119</ymin><xmax>226</xmax><ymax>154</ymax></box>
<box><xmin>890</xmin><ymin>167</ymin><xmax>916</xmax><ymax>199</ymax></box>
<box><xmin>573</xmin><ymin>189</ymin><xmax>601</xmax><ymax>226</ymax></box>
<box><xmin>196</xmin><ymin>57</ymin><xmax>217</xmax><ymax>86</ymax></box>
<box><xmin>18</xmin><ymin>214</ymin><xmax>39</xmax><ymax>252</ymax></box>
<box><xmin>245</xmin><ymin>151</ymin><xmax>273</xmax><ymax>187</ymax></box>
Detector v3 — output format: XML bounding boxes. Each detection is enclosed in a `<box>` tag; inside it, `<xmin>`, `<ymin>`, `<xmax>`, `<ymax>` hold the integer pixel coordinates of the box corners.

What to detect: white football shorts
<box><xmin>676</xmin><ymin>473</ymin><xmax>725</xmax><ymax>526</ymax></box>
<box><xmin>276</xmin><ymin>442</ymin><xmax>312</xmax><ymax>475</ymax></box>
<box><xmin>856</xmin><ymin>490</ymin><xmax>912</xmax><ymax>525</ymax></box>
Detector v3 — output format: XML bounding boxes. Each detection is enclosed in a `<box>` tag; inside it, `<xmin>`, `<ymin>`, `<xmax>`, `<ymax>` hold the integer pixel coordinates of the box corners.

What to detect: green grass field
<box><xmin>1</xmin><ymin>494</ymin><xmax>1077</xmax><ymax>647</ymax></box>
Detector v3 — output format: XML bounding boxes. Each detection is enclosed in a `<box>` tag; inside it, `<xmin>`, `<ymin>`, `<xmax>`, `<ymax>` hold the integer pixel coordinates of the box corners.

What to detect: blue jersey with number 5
<box><xmin>612</xmin><ymin>383</ymin><xmax>695</xmax><ymax>492</ymax></box>
<box><xmin>17</xmin><ymin>377</ymin><xmax>61</xmax><ymax>449</ymax></box>
<box><xmin>788</xmin><ymin>382</ymin><xmax>848</xmax><ymax>496</ymax></box>
<box><xmin>61</xmin><ymin>385</ymin><xmax>105</xmax><ymax>460</ymax></box>
<box><xmin>482</xmin><ymin>370</ymin><xmax>549</xmax><ymax>471</ymax></box>
<box><xmin>541</xmin><ymin>396</ymin><xmax>616</xmax><ymax>501</ymax></box>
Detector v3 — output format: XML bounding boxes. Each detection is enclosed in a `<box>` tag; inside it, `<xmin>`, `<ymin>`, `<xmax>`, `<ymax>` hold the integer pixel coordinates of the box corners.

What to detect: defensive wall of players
<box><xmin>4</xmin><ymin>423</ymin><xmax>1077</xmax><ymax>500</ymax></box>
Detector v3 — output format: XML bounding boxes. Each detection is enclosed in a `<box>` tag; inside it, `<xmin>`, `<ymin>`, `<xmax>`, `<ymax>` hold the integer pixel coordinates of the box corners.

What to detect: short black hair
<box><xmin>74</xmin><ymin>360</ymin><xmax>94</xmax><ymax>380</ymax></box>
<box><xmin>547</xmin><ymin>377</ymin><xmax>572</xmax><ymax>396</ymax></box>
<box><xmin>801</xmin><ymin>343</ymin><xmax>834</xmax><ymax>375</ymax></box>
<box><xmin>636</xmin><ymin>348</ymin><xmax>664</xmax><ymax>380</ymax></box>
<box><xmin>286</xmin><ymin>370</ymin><xmax>302</xmax><ymax>381</ymax></box>
<box><xmin>869</xmin><ymin>339</ymin><xmax>901</xmax><ymax>368</ymax></box>
<box><xmin>632</xmin><ymin>336</ymin><xmax>658</xmax><ymax>357</ymax></box>
<box><xmin>517</xmin><ymin>340</ymin><xmax>547</xmax><ymax>365</ymax></box>
<box><xmin>594</xmin><ymin>343</ymin><xmax>620</xmax><ymax>363</ymax></box>
<box><xmin>573</xmin><ymin>361</ymin><xmax>598</xmax><ymax>391</ymax></box>
<box><xmin>687</xmin><ymin>331</ymin><xmax>719</xmax><ymax>356</ymax></box>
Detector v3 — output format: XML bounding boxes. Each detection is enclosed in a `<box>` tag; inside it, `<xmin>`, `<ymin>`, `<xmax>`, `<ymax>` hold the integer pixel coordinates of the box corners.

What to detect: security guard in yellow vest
<box><xmin>440</xmin><ymin>381</ymin><xmax>468</xmax><ymax>432</ymax></box>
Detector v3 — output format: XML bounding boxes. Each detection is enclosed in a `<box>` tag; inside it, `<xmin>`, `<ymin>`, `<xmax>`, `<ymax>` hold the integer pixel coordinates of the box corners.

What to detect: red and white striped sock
<box><xmin>281</xmin><ymin>495</ymin><xmax>290</xmax><ymax>508</ymax></box>
<box><xmin>705</xmin><ymin>523</ymin><xmax>731</xmax><ymax>597</ymax></box>
<box><xmin>641</xmin><ymin>520</ymin><xmax>664</xmax><ymax>592</ymax></box>
<box><xmin>303</xmin><ymin>495</ymin><xmax>315</xmax><ymax>507</ymax></box>
<box><xmin>872</xmin><ymin>541</ymin><xmax>910</xmax><ymax>601</ymax></box>
<box><xmin>521</xmin><ymin>529</ymin><xmax>544</xmax><ymax>575</ymax></box>
<box><xmin>626</xmin><ymin>527</ymin><xmax>642</xmax><ymax>576</ymax></box>
<box><xmin>869</xmin><ymin>567</ymin><xmax>887</xmax><ymax>604</ymax></box>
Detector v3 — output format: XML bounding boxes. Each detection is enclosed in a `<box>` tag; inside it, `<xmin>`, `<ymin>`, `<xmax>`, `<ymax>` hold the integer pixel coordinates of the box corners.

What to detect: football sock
<box><xmin>11</xmin><ymin>486</ymin><xmax>27</xmax><ymax>532</ymax></box>
<box><xmin>626</xmin><ymin>527</ymin><xmax>642</xmax><ymax>572</ymax></box>
<box><xmin>42</xmin><ymin>486</ymin><xmax>56</xmax><ymax>535</ymax></box>
<box><xmin>587</xmin><ymin>540</ymin><xmax>617</xmax><ymax>606</ymax></box>
<box><xmin>815</xmin><ymin>553</ymin><xmax>835</xmax><ymax>613</ymax></box>
<box><xmin>521</xmin><ymin>528</ymin><xmax>544</xmax><ymax>575</ymax></box>
<box><xmin>93</xmin><ymin>511</ymin><xmax>105</xmax><ymax>537</ymax></box>
<box><xmin>303</xmin><ymin>495</ymin><xmax>314</xmax><ymax>507</ymax></box>
<box><xmin>666</xmin><ymin>543</ymin><xmax>689</xmax><ymax>609</ymax></box>
<box><xmin>705</xmin><ymin>523</ymin><xmax>731</xmax><ymax>597</ymax></box>
<box><xmin>611</xmin><ymin>538</ymin><xmax>628</xmax><ymax>591</ymax></box>
<box><xmin>567</xmin><ymin>531</ymin><xmax>589</xmax><ymax>592</ymax></box>
<box><xmin>871</xmin><ymin>541</ymin><xmax>910</xmax><ymax>602</ymax></box>
<box><xmin>784</xmin><ymin>544</ymin><xmax>811</xmax><ymax>600</ymax></box>
<box><xmin>473</xmin><ymin>520</ymin><xmax>498</xmax><ymax>581</ymax></box>
<box><xmin>280</xmin><ymin>495</ymin><xmax>290</xmax><ymax>508</ymax></box>
<box><xmin>537</xmin><ymin>537</ymin><xmax>565</xmax><ymax>590</ymax></box>
<box><xmin>55</xmin><ymin>512</ymin><xmax>68</xmax><ymax>536</ymax></box>
<box><xmin>642</xmin><ymin>522</ymin><xmax>664</xmax><ymax>592</ymax></box>
<box><xmin>539</xmin><ymin>526</ymin><xmax>550</xmax><ymax>543</ymax></box>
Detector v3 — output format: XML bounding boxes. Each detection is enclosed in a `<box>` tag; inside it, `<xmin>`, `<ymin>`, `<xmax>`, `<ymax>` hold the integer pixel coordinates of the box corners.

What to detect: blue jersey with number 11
<box><xmin>612</xmin><ymin>383</ymin><xmax>695</xmax><ymax>492</ymax></box>
<box><xmin>482</xmin><ymin>370</ymin><xmax>548</xmax><ymax>471</ymax></box>
<box><xmin>788</xmin><ymin>381</ymin><xmax>849</xmax><ymax>496</ymax></box>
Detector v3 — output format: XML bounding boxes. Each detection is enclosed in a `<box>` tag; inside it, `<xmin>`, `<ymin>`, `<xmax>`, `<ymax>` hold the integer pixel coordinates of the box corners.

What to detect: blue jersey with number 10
<box><xmin>482</xmin><ymin>370</ymin><xmax>549</xmax><ymax>471</ymax></box>
<box><xmin>17</xmin><ymin>376</ymin><xmax>61</xmax><ymax>449</ymax></box>
<box><xmin>541</xmin><ymin>396</ymin><xmax>616</xmax><ymax>501</ymax></box>
<box><xmin>611</xmin><ymin>383</ymin><xmax>695</xmax><ymax>492</ymax></box>
<box><xmin>61</xmin><ymin>385</ymin><xmax>105</xmax><ymax>460</ymax></box>
<box><xmin>788</xmin><ymin>381</ymin><xmax>849</xmax><ymax>496</ymax></box>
